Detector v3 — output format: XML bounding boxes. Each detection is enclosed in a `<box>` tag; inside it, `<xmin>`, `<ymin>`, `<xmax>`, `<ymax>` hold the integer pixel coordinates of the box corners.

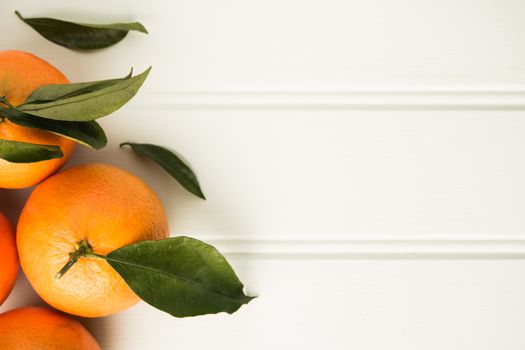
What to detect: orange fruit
<box><xmin>17</xmin><ymin>163</ymin><xmax>169</xmax><ymax>317</ymax></box>
<box><xmin>0</xmin><ymin>50</ymin><xmax>76</xmax><ymax>189</ymax></box>
<box><xmin>0</xmin><ymin>211</ymin><xmax>18</xmax><ymax>305</ymax></box>
<box><xmin>0</xmin><ymin>307</ymin><xmax>100</xmax><ymax>349</ymax></box>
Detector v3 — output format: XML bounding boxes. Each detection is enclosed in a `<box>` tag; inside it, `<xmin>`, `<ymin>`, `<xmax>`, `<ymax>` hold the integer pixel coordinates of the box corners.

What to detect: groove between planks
<box><xmin>130</xmin><ymin>91</ymin><xmax>525</xmax><ymax>111</ymax></box>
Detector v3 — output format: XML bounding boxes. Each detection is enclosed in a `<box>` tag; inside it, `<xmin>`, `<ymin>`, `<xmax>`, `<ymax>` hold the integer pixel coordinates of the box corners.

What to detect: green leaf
<box><xmin>1</xmin><ymin>108</ymin><xmax>107</xmax><ymax>149</ymax></box>
<box><xmin>23</xmin><ymin>69</ymin><xmax>133</xmax><ymax>104</ymax></box>
<box><xmin>15</xmin><ymin>11</ymin><xmax>147</xmax><ymax>50</ymax></box>
<box><xmin>0</xmin><ymin>139</ymin><xmax>63</xmax><ymax>163</ymax></box>
<box><xmin>121</xmin><ymin>142</ymin><xmax>206</xmax><ymax>199</ymax></box>
<box><xmin>18</xmin><ymin>67</ymin><xmax>150</xmax><ymax>122</ymax></box>
<box><xmin>106</xmin><ymin>237</ymin><xmax>255</xmax><ymax>317</ymax></box>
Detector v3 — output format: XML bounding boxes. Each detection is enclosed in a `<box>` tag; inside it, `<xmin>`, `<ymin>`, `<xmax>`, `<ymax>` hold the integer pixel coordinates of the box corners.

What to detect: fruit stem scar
<box><xmin>55</xmin><ymin>239</ymin><xmax>107</xmax><ymax>279</ymax></box>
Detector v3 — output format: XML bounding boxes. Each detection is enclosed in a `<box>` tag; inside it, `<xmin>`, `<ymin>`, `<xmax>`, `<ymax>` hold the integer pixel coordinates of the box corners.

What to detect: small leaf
<box><xmin>15</xmin><ymin>11</ymin><xmax>147</xmax><ymax>50</ymax></box>
<box><xmin>2</xmin><ymin>108</ymin><xmax>107</xmax><ymax>149</ymax></box>
<box><xmin>18</xmin><ymin>67</ymin><xmax>150</xmax><ymax>122</ymax></box>
<box><xmin>0</xmin><ymin>139</ymin><xmax>63</xmax><ymax>163</ymax></box>
<box><xmin>106</xmin><ymin>237</ymin><xmax>255</xmax><ymax>317</ymax></box>
<box><xmin>121</xmin><ymin>142</ymin><xmax>206</xmax><ymax>199</ymax></box>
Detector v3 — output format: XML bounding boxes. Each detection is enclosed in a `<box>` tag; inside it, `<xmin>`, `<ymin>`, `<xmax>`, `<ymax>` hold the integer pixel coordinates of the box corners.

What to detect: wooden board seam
<box><xmin>130</xmin><ymin>91</ymin><xmax>525</xmax><ymax>110</ymax></box>
<box><xmin>201</xmin><ymin>235</ymin><xmax>525</xmax><ymax>258</ymax></box>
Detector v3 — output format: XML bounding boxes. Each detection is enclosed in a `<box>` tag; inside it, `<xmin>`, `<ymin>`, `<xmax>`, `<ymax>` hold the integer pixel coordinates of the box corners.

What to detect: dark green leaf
<box><xmin>0</xmin><ymin>139</ymin><xmax>63</xmax><ymax>163</ymax></box>
<box><xmin>107</xmin><ymin>237</ymin><xmax>255</xmax><ymax>318</ymax></box>
<box><xmin>1</xmin><ymin>108</ymin><xmax>107</xmax><ymax>149</ymax></box>
<box><xmin>18</xmin><ymin>67</ymin><xmax>150</xmax><ymax>122</ymax></box>
<box><xmin>121</xmin><ymin>142</ymin><xmax>206</xmax><ymax>199</ymax></box>
<box><xmin>15</xmin><ymin>11</ymin><xmax>147</xmax><ymax>50</ymax></box>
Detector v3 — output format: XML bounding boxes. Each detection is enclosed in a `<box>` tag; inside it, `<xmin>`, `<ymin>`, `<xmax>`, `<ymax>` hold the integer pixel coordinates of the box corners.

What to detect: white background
<box><xmin>2</xmin><ymin>0</ymin><xmax>525</xmax><ymax>349</ymax></box>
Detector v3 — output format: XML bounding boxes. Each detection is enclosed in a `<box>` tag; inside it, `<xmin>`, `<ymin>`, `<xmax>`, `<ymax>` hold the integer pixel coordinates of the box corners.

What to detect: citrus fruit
<box><xmin>0</xmin><ymin>211</ymin><xmax>18</xmax><ymax>305</ymax></box>
<box><xmin>0</xmin><ymin>307</ymin><xmax>100</xmax><ymax>349</ymax></box>
<box><xmin>17</xmin><ymin>163</ymin><xmax>169</xmax><ymax>317</ymax></box>
<box><xmin>0</xmin><ymin>50</ymin><xmax>76</xmax><ymax>189</ymax></box>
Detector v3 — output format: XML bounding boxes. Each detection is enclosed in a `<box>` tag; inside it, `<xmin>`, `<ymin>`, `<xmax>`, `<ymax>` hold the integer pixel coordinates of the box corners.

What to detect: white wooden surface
<box><xmin>2</xmin><ymin>0</ymin><xmax>525</xmax><ymax>349</ymax></box>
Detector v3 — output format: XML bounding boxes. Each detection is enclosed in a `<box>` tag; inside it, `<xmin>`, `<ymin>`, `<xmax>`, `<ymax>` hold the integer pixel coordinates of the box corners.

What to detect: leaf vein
<box><xmin>105</xmin><ymin>256</ymin><xmax>247</xmax><ymax>303</ymax></box>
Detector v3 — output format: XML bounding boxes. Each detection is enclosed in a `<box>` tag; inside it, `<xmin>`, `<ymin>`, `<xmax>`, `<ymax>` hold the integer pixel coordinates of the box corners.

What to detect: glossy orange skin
<box><xmin>0</xmin><ymin>211</ymin><xmax>18</xmax><ymax>305</ymax></box>
<box><xmin>0</xmin><ymin>307</ymin><xmax>101</xmax><ymax>349</ymax></box>
<box><xmin>17</xmin><ymin>163</ymin><xmax>169</xmax><ymax>317</ymax></box>
<box><xmin>0</xmin><ymin>50</ymin><xmax>76</xmax><ymax>189</ymax></box>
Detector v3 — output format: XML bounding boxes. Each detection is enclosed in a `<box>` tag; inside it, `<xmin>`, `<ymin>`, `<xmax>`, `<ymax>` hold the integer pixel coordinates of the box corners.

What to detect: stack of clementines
<box><xmin>0</xmin><ymin>51</ymin><xmax>170</xmax><ymax>349</ymax></box>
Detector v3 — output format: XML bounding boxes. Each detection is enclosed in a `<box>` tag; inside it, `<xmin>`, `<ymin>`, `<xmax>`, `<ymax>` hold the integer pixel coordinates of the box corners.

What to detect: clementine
<box><xmin>0</xmin><ymin>50</ymin><xmax>76</xmax><ymax>189</ymax></box>
<box><xmin>0</xmin><ymin>211</ymin><xmax>18</xmax><ymax>305</ymax></box>
<box><xmin>17</xmin><ymin>163</ymin><xmax>169</xmax><ymax>317</ymax></box>
<box><xmin>0</xmin><ymin>307</ymin><xmax>100</xmax><ymax>349</ymax></box>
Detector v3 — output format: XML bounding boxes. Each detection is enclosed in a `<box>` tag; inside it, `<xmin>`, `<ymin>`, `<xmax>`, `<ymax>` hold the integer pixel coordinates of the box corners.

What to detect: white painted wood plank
<box><xmin>1</xmin><ymin>0</ymin><xmax>525</xmax><ymax>90</ymax></box>
<box><xmin>3</xmin><ymin>109</ymin><xmax>525</xmax><ymax>241</ymax></box>
<box><xmin>37</xmin><ymin>109</ymin><xmax>525</xmax><ymax>239</ymax></box>
<box><xmin>3</xmin><ymin>259</ymin><xmax>525</xmax><ymax>350</ymax></box>
<box><xmin>3</xmin><ymin>108</ymin><xmax>525</xmax><ymax>243</ymax></box>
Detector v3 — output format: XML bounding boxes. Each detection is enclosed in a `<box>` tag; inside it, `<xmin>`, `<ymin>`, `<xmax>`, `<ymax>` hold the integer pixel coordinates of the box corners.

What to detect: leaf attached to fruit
<box><xmin>1</xmin><ymin>108</ymin><xmax>107</xmax><ymax>149</ymax></box>
<box><xmin>0</xmin><ymin>139</ymin><xmax>63</xmax><ymax>163</ymax></box>
<box><xmin>106</xmin><ymin>237</ymin><xmax>255</xmax><ymax>317</ymax></box>
<box><xmin>18</xmin><ymin>68</ymin><xmax>150</xmax><ymax>122</ymax></box>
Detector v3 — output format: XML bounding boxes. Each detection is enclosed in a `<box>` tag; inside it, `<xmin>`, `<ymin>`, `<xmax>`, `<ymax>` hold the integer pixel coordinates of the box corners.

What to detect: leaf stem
<box><xmin>0</xmin><ymin>96</ymin><xmax>14</xmax><ymax>109</ymax></box>
<box><xmin>55</xmin><ymin>253</ymin><xmax>81</xmax><ymax>279</ymax></box>
<box><xmin>55</xmin><ymin>239</ymin><xmax>108</xmax><ymax>279</ymax></box>
<box><xmin>85</xmin><ymin>252</ymin><xmax>108</xmax><ymax>260</ymax></box>
<box><xmin>0</xmin><ymin>97</ymin><xmax>13</xmax><ymax>122</ymax></box>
